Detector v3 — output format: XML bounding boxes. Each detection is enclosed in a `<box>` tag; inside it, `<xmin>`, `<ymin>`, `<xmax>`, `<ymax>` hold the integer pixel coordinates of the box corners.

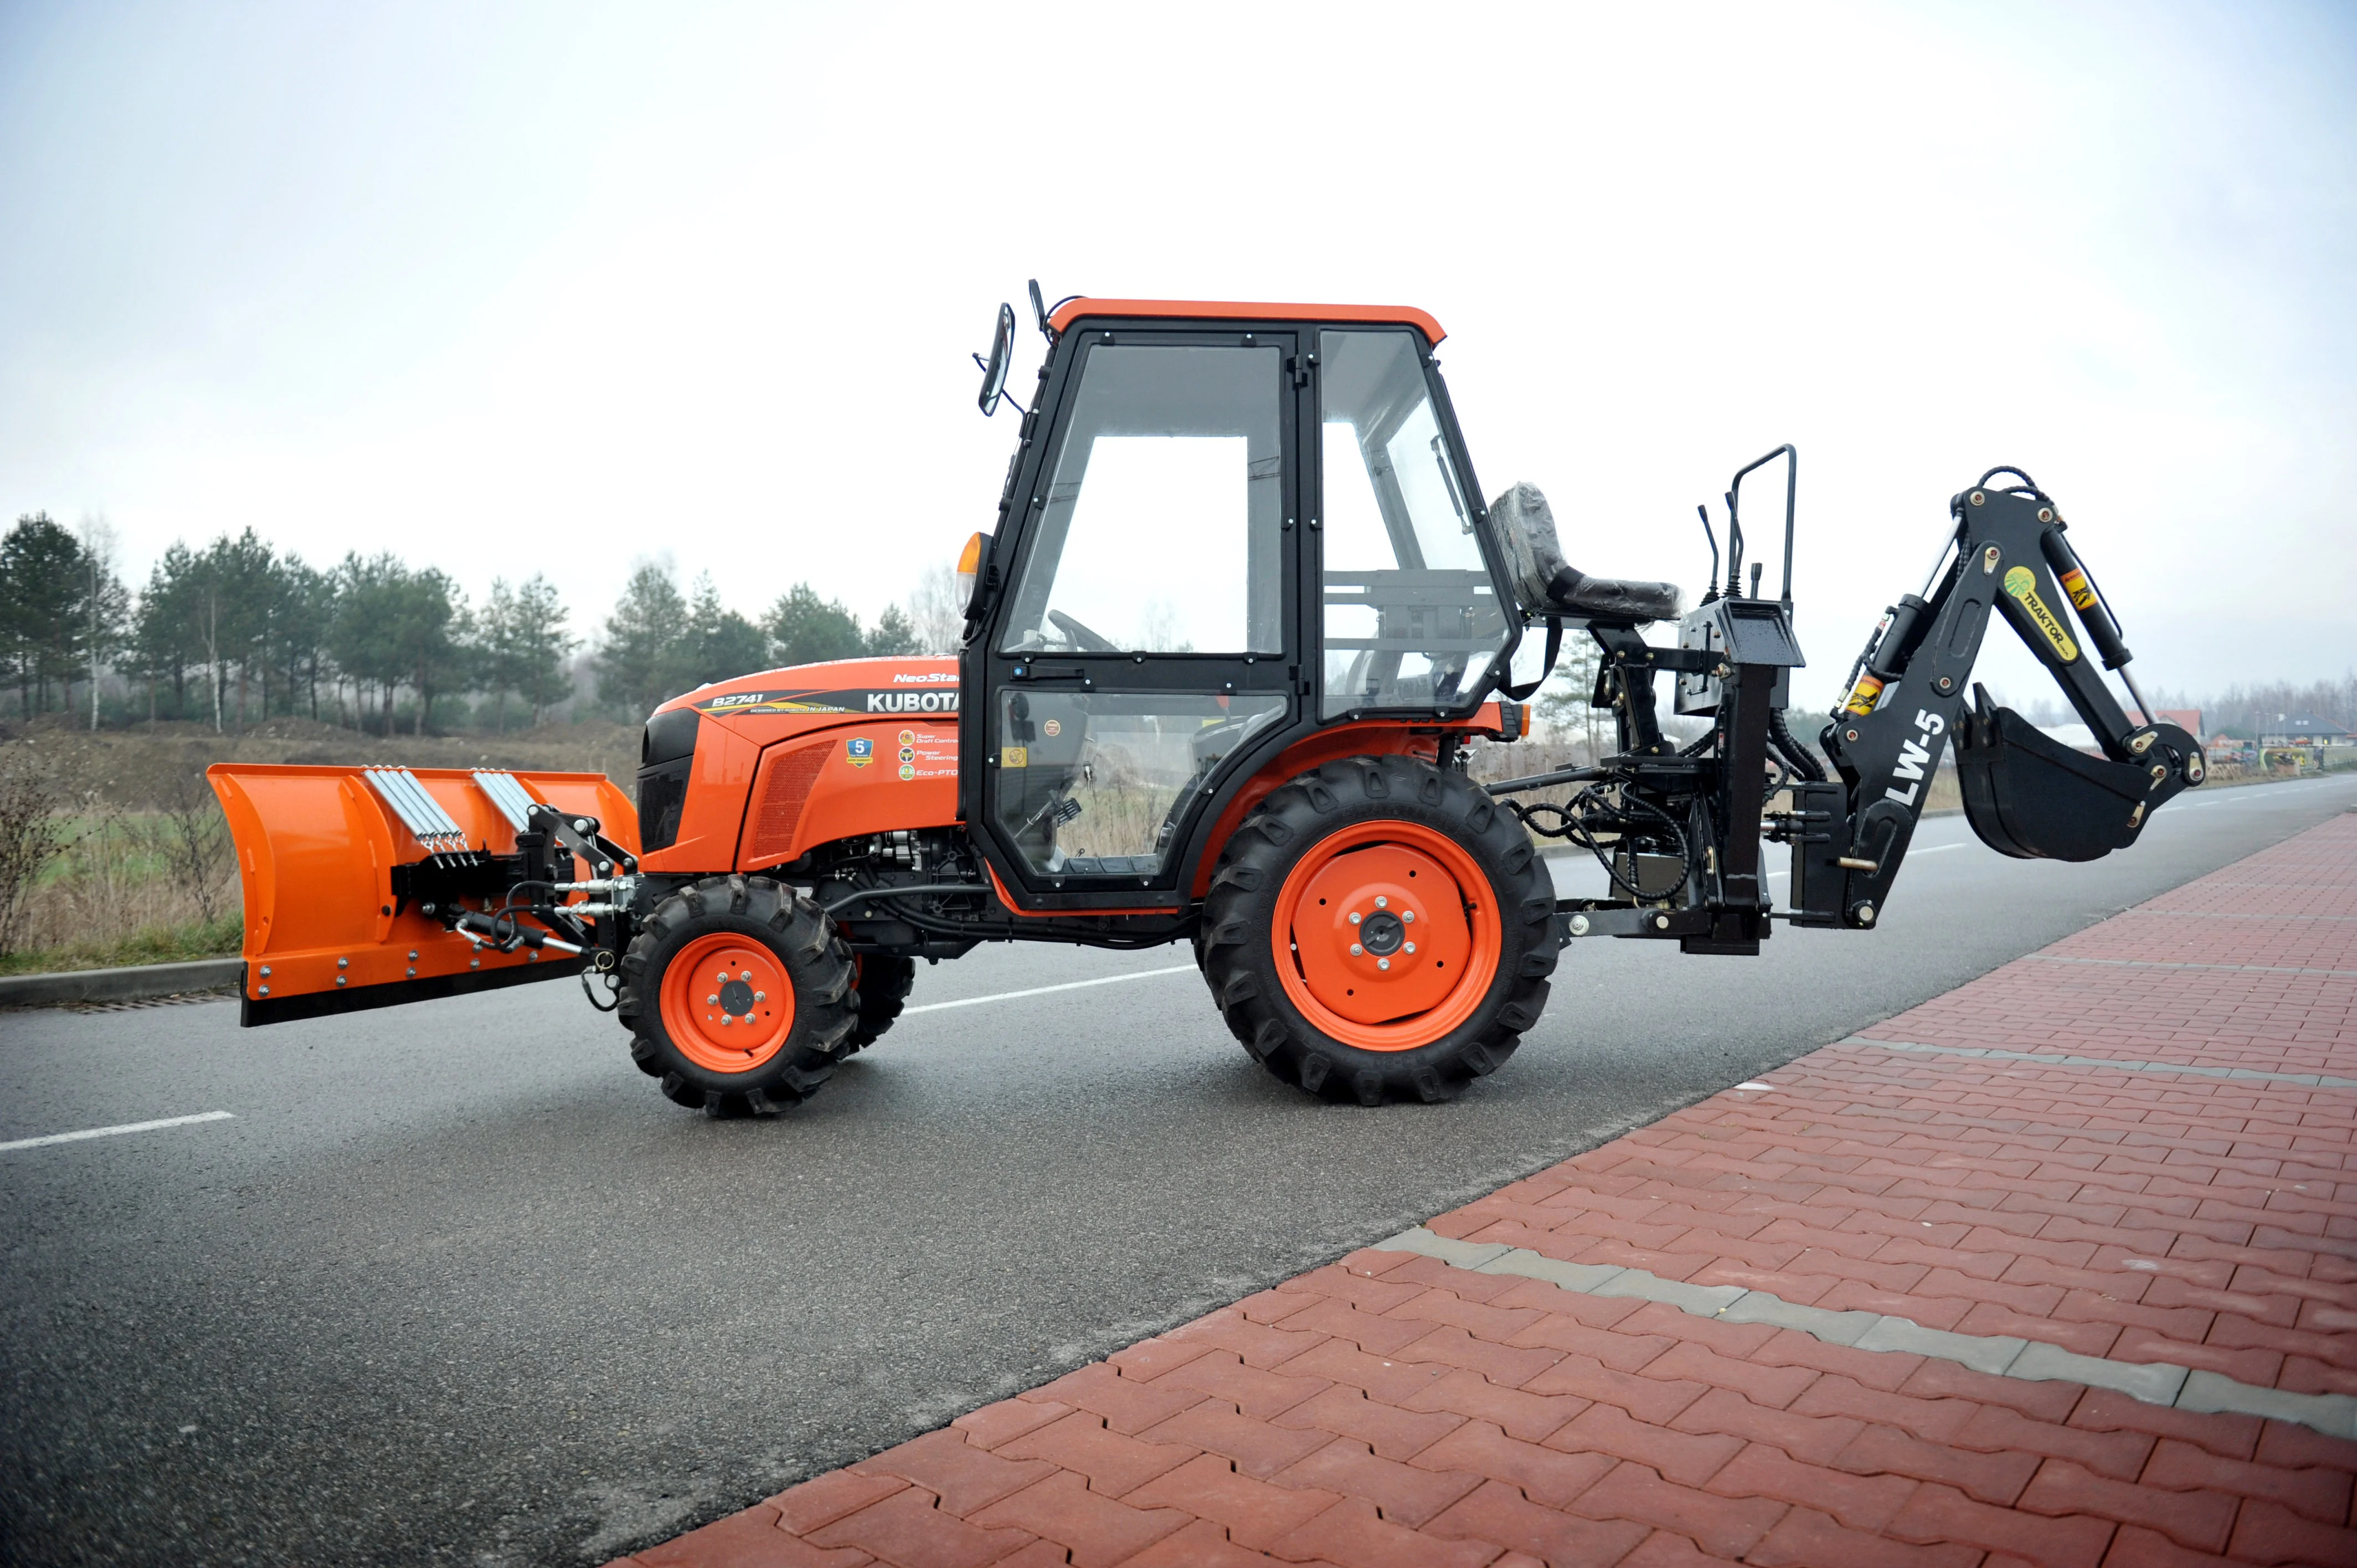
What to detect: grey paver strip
<box><xmin>2026</xmin><ymin>953</ymin><xmax>2357</xmax><ymax>977</ymax></box>
<box><xmin>1374</xmin><ymin>1225</ymin><xmax>2356</xmax><ymax>1439</ymax></box>
<box><xmin>1844</xmin><ymin>1035</ymin><xmax>2357</xmax><ymax>1090</ymax></box>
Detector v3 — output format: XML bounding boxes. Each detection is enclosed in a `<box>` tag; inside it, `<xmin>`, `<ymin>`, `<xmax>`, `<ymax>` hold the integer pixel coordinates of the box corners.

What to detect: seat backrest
<box><xmin>1488</xmin><ymin>481</ymin><xmax>1571</xmax><ymax>616</ymax></box>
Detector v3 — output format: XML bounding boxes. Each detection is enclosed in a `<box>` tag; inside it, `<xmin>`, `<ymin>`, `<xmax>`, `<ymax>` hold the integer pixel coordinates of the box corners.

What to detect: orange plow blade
<box><xmin>207</xmin><ymin>763</ymin><xmax>638</xmax><ymax>1026</ymax></box>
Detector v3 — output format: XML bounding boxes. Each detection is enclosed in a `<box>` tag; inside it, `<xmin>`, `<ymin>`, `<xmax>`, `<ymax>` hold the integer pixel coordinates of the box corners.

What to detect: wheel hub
<box><xmin>1358</xmin><ymin>909</ymin><xmax>1406</xmax><ymax>956</ymax></box>
<box><xmin>1285</xmin><ymin>840</ymin><xmax>1475</xmax><ymax>1029</ymax></box>
<box><xmin>660</xmin><ymin>936</ymin><xmax>794</xmax><ymax>1072</ymax></box>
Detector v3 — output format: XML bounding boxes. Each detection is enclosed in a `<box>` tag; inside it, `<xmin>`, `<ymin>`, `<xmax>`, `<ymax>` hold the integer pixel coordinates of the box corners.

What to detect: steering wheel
<box><xmin>1048</xmin><ymin>610</ymin><xmax>1121</xmax><ymax>653</ymax></box>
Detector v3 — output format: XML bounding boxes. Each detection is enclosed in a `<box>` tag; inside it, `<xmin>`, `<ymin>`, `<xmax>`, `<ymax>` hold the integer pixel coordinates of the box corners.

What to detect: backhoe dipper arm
<box><xmin>1810</xmin><ymin>470</ymin><xmax>2203</xmax><ymax>929</ymax></box>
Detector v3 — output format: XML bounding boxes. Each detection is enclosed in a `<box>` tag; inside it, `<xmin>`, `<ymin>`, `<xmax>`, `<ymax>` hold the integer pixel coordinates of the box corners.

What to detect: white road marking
<box><xmin>904</xmin><ymin>964</ymin><xmax>1197</xmax><ymax>1015</ymax></box>
<box><xmin>0</xmin><ymin>1110</ymin><xmax>235</xmax><ymax>1153</ymax></box>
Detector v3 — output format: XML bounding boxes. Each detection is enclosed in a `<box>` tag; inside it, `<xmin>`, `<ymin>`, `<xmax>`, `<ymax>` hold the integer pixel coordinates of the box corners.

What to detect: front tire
<box><xmin>1199</xmin><ymin>755</ymin><xmax>1557</xmax><ymax>1104</ymax></box>
<box><xmin>617</xmin><ymin>875</ymin><xmax>855</xmax><ymax>1115</ymax></box>
<box><xmin>842</xmin><ymin>955</ymin><xmax>915</xmax><ymax>1055</ymax></box>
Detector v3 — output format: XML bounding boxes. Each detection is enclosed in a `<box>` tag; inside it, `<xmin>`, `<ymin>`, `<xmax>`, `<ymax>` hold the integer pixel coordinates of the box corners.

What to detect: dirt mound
<box><xmin>0</xmin><ymin>715</ymin><xmax>640</xmax><ymax>809</ymax></box>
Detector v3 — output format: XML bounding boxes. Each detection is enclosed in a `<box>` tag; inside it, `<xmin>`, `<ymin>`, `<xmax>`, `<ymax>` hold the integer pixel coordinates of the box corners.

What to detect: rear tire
<box><xmin>617</xmin><ymin>875</ymin><xmax>854</xmax><ymax>1115</ymax></box>
<box><xmin>842</xmin><ymin>955</ymin><xmax>915</xmax><ymax>1054</ymax></box>
<box><xmin>1199</xmin><ymin>754</ymin><xmax>1557</xmax><ymax>1104</ymax></box>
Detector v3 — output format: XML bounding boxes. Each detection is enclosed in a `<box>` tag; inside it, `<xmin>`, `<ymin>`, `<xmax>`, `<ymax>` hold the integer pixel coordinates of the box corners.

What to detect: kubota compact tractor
<box><xmin>210</xmin><ymin>289</ymin><xmax>2203</xmax><ymax>1112</ymax></box>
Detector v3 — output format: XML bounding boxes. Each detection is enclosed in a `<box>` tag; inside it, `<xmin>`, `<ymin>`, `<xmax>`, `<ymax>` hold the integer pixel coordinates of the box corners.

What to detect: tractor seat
<box><xmin>1489</xmin><ymin>481</ymin><xmax>1682</xmax><ymax>625</ymax></box>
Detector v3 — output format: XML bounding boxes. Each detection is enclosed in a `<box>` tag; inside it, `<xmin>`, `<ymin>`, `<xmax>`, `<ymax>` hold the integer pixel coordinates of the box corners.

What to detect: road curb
<box><xmin>0</xmin><ymin>958</ymin><xmax>241</xmax><ymax>1009</ymax></box>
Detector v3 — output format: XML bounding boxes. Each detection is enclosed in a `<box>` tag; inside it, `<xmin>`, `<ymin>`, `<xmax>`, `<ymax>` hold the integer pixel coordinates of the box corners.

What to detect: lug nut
<box><xmin>1375</xmin><ymin>895</ymin><xmax>1388</xmax><ymax>909</ymax></box>
<box><xmin>754</xmin><ymin>991</ymin><xmax>766</xmax><ymax>1002</ymax></box>
<box><xmin>1401</xmin><ymin>910</ymin><xmax>1413</xmax><ymax>923</ymax></box>
<box><xmin>1350</xmin><ymin>942</ymin><xmax>1364</xmax><ymax>955</ymax></box>
<box><xmin>1349</xmin><ymin>911</ymin><xmax>1362</xmax><ymax>925</ymax></box>
<box><xmin>1404</xmin><ymin>942</ymin><xmax>1416</xmax><ymax>955</ymax></box>
<box><xmin>740</xmin><ymin>970</ymin><xmax>752</xmax><ymax>981</ymax></box>
<box><xmin>721</xmin><ymin>1014</ymin><xmax>732</xmax><ymax>1026</ymax></box>
<box><xmin>707</xmin><ymin>993</ymin><xmax>719</xmax><ymax>1004</ymax></box>
<box><xmin>1377</xmin><ymin>957</ymin><xmax>1390</xmax><ymax>971</ymax></box>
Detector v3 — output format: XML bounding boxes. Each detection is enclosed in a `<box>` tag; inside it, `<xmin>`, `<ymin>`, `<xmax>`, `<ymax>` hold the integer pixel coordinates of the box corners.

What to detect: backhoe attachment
<box><xmin>1815</xmin><ymin>467</ymin><xmax>2201</xmax><ymax>923</ymax></box>
<box><xmin>1484</xmin><ymin>456</ymin><xmax>2199</xmax><ymax>952</ymax></box>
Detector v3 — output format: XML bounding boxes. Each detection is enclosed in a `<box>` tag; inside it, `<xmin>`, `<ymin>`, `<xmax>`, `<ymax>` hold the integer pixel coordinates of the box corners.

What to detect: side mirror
<box><xmin>975</xmin><ymin>303</ymin><xmax>1016</xmax><ymax>415</ymax></box>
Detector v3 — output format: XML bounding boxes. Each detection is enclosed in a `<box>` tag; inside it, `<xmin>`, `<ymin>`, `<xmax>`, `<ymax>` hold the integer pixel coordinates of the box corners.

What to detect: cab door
<box><xmin>967</xmin><ymin>328</ymin><xmax>1306</xmax><ymax>912</ymax></box>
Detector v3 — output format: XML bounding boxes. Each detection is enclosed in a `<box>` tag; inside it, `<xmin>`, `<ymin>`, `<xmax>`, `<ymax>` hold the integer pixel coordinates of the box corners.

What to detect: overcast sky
<box><xmin>2</xmin><ymin>0</ymin><xmax>2350</xmax><ymax>713</ymax></box>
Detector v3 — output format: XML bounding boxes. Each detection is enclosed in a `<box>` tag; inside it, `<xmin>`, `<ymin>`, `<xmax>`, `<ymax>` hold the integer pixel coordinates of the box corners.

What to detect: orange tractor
<box><xmin>212</xmin><ymin>291</ymin><xmax>2202</xmax><ymax>1112</ymax></box>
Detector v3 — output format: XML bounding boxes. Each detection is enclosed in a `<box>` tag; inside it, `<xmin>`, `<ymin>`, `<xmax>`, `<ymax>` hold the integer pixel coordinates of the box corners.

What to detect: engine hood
<box><xmin>654</xmin><ymin>655</ymin><xmax>960</xmax><ymax>736</ymax></box>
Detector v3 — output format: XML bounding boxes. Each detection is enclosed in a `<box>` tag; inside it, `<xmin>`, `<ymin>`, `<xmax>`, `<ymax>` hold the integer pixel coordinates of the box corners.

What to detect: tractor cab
<box><xmin>959</xmin><ymin>300</ymin><xmax>1552</xmax><ymax>914</ymax></box>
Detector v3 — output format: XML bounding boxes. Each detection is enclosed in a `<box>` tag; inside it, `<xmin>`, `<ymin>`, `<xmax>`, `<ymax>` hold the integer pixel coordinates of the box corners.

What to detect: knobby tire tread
<box><xmin>1198</xmin><ymin>754</ymin><xmax>1557</xmax><ymax>1104</ymax></box>
<box><xmin>843</xmin><ymin>955</ymin><xmax>916</xmax><ymax>1055</ymax></box>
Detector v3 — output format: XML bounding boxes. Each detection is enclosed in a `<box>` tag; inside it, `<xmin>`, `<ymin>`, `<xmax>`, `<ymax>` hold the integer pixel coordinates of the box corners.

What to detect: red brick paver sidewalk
<box><xmin>618</xmin><ymin>815</ymin><xmax>2357</xmax><ymax>1568</ymax></box>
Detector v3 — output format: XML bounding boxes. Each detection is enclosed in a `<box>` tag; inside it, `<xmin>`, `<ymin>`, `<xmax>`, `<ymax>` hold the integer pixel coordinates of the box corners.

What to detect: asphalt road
<box><xmin>4</xmin><ymin>772</ymin><xmax>2354</xmax><ymax>1567</ymax></box>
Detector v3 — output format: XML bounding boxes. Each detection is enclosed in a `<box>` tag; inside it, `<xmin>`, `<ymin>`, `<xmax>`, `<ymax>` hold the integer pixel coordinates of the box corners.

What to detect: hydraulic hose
<box><xmin>1768</xmin><ymin>708</ymin><xmax>1827</xmax><ymax>783</ymax></box>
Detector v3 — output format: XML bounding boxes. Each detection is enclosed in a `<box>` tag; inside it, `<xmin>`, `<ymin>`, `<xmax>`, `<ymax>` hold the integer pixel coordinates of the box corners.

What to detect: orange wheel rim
<box><xmin>1270</xmin><ymin>819</ymin><xmax>1500</xmax><ymax>1051</ymax></box>
<box><xmin>661</xmin><ymin>932</ymin><xmax>797</xmax><ymax>1074</ymax></box>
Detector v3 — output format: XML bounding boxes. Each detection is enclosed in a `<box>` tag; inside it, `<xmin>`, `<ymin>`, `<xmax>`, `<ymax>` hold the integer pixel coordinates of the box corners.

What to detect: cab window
<box><xmin>1000</xmin><ymin>342</ymin><xmax>1285</xmax><ymax>656</ymax></box>
<box><xmin>1319</xmin><ymin>329</ymin><xmax>1506</xmax><ymax>715</ymax></box>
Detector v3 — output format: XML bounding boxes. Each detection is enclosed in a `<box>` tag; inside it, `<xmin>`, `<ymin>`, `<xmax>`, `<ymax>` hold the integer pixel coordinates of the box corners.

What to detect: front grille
<box><xmin>745</xmin><ymin>742</ymin><xmax>831</xmax><ymax>863</ymax></box>
<box><xmin>636</xmin><ymin>759</ymin><xmax>693</xmax><ymax>853</ymax></box>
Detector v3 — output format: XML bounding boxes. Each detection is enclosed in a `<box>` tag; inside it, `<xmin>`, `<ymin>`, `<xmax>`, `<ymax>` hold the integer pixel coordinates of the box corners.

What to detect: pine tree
<box><xmin>764</xmin><ymin>583</ymin><xmax>867</xmax><ymax>667</ymax></box>
<box><xmin>594</xmin><ymin>563</ymin><xmax>689</xmax><ymax>721</ymax></box>
<box><xmin>511</xmin><ymin>575</ymin><xmax>577</xmax><ymax>727</ymax></box>
<box><xmin>682</xmin><ymin>575</ymin><xmax>770</xmax><ymax>689</ymax></box>
<box><xmin>1</xmin><ymin>514</ymin><xmax>85</xmax><ymax>718</ymax></box>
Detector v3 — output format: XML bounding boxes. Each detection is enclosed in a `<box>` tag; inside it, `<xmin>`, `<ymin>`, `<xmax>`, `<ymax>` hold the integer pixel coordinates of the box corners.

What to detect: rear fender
<box><xmin>1187</xmin><ymin>722</ymin><xmax>1448</xmax><ymax>896</ymax></box>
<box><xmin>207</xmin><ymin>764</ymin><xmax>637</xmax><ymax>1025</ymax></box>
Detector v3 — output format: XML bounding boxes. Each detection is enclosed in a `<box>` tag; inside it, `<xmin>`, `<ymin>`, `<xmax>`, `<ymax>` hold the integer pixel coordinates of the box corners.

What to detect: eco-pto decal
<box><xmin>695</xmin><ymin>687</ymin><xmax>961</xmax><ymax>716</ymax></box>
<box><xmin>1883</xmin><ymin>706</ymin><xmax>1947</xmax><ymax>807</ymax></box>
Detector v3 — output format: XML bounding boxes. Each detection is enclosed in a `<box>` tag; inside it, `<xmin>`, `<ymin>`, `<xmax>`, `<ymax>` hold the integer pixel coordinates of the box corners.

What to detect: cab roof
<box><xmin>1046</xmin><ymin>297</ymin><xmax>1444</xmax><ymax>345</ymax></box>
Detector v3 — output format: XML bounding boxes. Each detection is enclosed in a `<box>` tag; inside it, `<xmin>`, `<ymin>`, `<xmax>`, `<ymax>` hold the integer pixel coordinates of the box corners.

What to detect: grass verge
<box><xmin>0</xmin><ymin>915</ymin><xmax>242</xmax><ymax>977</ymax></box>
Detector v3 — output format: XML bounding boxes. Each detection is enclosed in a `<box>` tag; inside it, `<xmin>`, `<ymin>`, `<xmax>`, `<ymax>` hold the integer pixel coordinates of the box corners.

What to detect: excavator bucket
<box><xmin>207</xmin><ymin>763</ymin><xmax>638</xmax><ymax>1025</ymax></box>
<box><xmin>1952</xmin><ymin>692</ymin><xmax>2149</xmax><ymax>862</ymax></box>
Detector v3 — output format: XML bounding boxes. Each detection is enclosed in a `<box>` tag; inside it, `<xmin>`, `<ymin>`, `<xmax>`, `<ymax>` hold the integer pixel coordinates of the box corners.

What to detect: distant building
<box><xmin>2156</xmin><ymin>708</ymin><xmax>2204</xmax><ymax>742</ymax></box>
<box><xmin>2260</xmin><ymin>714</ymin><xmax>2351</xmax><ymax>747</ymax></box>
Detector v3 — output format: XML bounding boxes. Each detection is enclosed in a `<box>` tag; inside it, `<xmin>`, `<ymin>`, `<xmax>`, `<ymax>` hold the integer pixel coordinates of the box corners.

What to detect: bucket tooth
<box><xmin>1954</xmin><ymin>689</ymin><xmax>2148</xmax><ymax>862</ymax></box>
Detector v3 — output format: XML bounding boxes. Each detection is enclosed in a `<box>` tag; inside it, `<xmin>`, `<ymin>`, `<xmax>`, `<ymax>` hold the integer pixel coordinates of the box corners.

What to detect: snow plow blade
<box><xmin>207</xmin><ymin>763</ymin><xmax>638</xmax><ymax>1026</ymax></box>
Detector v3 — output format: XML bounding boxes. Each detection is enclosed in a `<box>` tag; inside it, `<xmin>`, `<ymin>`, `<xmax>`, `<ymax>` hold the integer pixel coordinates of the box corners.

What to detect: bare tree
<box><xmin>908</xmin><ymin>563</ymin><xmax>966</xmax><ymax>656</ymax></box>
<box><xmin>0</xmin><ymin>747</ymin><xmax>63</xmax><ymax>957</ymax></box>
<box><xmin>148</xmin><ymin>776</ymin><xmax>233</xmax><ymax>926</ymax></box>
<box><xmin>78</xmin><ymin>514</ymin><xmax>126</xmax><ymax>730</ymax></box>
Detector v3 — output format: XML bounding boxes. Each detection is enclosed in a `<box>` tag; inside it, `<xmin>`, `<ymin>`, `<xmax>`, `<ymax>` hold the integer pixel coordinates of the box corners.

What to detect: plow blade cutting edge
<box><xmin>207</xmin><ymin>763</ymin><xmax>639</xmax><ymax>1025</ymax></box>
